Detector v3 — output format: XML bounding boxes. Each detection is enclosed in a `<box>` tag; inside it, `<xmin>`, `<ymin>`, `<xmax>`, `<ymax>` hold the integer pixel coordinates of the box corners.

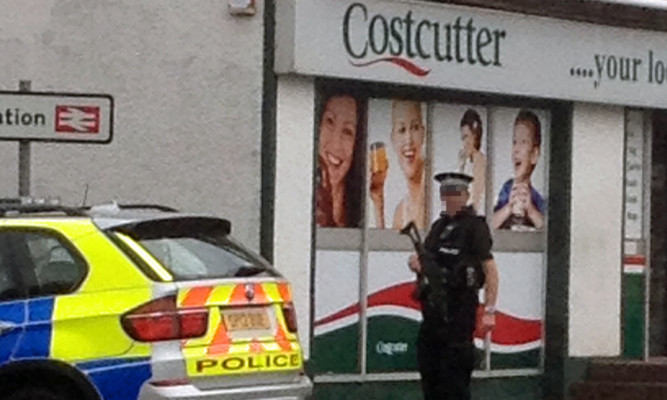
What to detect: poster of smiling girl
<box><xmin>366</xmin><ymin>98</ymin><xmax>428</xmax><ymax>231</ymax></box>
<box><xmin>315</xmin><ymin>92</ymin><xmax>366</xmax><ymax>228</ymax></box>
<box><xmin>430</xmin><ymin>105</ymin><xmax>488</xmax><ymax>219</ymax></box>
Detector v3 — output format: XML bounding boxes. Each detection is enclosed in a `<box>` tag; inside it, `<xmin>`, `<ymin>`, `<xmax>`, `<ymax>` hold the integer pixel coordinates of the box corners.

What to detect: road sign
<box><xmin>0</xmin><ymin>91</ymin><xmax>113</xmax><ymax>143</ymax></box>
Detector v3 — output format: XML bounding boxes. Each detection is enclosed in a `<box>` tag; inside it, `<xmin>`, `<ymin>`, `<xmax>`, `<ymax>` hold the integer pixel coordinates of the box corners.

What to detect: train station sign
<box><xmin>0</xmin><ymin>92</ymin><xmax>113</xmax><ymax>143</ymax></box>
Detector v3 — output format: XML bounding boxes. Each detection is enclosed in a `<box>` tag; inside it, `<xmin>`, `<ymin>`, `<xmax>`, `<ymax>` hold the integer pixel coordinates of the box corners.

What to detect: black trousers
<box><xmin>417</xmin><ymin>325</ymin><xmax>475</xmax><ymax>400</ymax></box>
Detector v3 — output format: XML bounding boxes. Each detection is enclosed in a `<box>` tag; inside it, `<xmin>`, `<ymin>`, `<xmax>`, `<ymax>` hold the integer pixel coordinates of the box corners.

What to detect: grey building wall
<box><xmin>0</xmin><ymin>0</ymin><xmax>265</xmax><ymax>249</ymax></box>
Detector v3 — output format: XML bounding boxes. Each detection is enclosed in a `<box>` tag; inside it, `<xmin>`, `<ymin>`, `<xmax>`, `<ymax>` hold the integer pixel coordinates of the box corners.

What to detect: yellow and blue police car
<box><xmin>0</xmin><ymin>199</ymin><xmax>312</xmax><ymax>400</ymax></box>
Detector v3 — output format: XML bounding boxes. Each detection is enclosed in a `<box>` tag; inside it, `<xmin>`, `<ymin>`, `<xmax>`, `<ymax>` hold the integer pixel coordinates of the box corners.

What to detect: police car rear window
<box><xmin>109</xmin><ymin>217</ymin><xmax>277</xmax><ymax>281</ymax></box>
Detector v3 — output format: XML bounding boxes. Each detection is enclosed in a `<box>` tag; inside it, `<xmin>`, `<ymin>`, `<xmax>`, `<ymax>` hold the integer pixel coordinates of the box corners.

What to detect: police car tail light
<box><xmin>122</xmin><ymin>295</ymin><xmax>208</xmax><ymax>342</ymax></box>
<box><xmin>282</xmin><ymin>302</ymin><xmax>298</xmax><ymax>333</ymax></box>
<box><xmin>180</xmin><ymin>309</ymin><xmax>209</xmax><ymax>338</ymax></box>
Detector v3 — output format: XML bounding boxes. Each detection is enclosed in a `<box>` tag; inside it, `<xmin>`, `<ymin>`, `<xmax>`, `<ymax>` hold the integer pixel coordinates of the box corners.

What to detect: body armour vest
<box><xmin>421</xmin><ymin>209</ymin><xmax>486</xmax><ymax>341</ymax></box>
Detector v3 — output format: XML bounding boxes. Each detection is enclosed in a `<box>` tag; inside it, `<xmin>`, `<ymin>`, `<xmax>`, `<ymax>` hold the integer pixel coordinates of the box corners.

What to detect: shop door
<box><xmin>648</xmin><ymin>110</ymin><xmax>667</xmax><ymax>358</ymax></box>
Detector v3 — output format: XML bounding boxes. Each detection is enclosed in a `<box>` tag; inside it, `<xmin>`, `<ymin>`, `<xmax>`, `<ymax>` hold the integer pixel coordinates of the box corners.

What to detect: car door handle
<box><xmin>0</xmin><ymin>321</ymin><xmax>16</xmax><ymax>335</ymax></box>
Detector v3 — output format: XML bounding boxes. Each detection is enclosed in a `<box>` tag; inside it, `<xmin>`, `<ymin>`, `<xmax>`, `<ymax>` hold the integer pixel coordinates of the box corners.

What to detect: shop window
<box><xmin>313</xmin><ymin>87</ymin><xmax>550</xmax><ymax>378</ymax></box>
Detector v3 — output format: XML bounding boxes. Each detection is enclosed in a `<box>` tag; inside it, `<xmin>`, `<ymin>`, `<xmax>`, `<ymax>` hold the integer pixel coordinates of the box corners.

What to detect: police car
<box><xmin>0</xmin><ymin>199</ymin><xmax>312</xmax><ymax>400</ymax></box>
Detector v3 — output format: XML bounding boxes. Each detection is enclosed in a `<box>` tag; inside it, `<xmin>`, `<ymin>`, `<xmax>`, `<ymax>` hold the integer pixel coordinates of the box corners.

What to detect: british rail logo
<box><xmin>55</xmin><ymin>106</ymin><xmax>100</xmax><ymax>134</ymax></box>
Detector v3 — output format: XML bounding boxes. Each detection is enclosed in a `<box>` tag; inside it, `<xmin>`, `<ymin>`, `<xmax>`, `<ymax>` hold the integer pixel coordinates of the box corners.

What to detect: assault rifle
<box><xmin>400</xmin><ymin>221</ymin><xmax>449</xmax><ymax>324</ymax></box>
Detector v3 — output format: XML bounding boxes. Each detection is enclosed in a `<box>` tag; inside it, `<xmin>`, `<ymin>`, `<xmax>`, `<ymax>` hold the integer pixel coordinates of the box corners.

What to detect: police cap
<box><xmin>435</xmin><ymin>172</ymin><xmax>473</xmax><ymax>194</ymax></box>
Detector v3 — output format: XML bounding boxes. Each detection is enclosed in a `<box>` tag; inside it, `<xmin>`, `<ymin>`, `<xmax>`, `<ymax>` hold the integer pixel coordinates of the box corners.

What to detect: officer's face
<box><xmin>441</xmin><ymin>189</ymin><xmax>469</xmax><ymax>213</ymax></box>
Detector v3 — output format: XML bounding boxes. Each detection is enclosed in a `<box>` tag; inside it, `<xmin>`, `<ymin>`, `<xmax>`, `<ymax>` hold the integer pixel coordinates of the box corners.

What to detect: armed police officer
<box><xmin>408</xmin><ymin>172</ymin><xmax>499</xmax><ymax>400</ymax></box>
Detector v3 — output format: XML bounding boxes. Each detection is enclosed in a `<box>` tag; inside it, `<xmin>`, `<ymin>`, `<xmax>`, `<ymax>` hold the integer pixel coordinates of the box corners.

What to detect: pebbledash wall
<box><xmin>0</xmin><ymin>0</ymin><xmax>266</xmax><ymax>249</ymax></box>
<box><xmin>272</xmin><ymin>0</ymin><xmax>658</xmax><ymax>399</ymax></box>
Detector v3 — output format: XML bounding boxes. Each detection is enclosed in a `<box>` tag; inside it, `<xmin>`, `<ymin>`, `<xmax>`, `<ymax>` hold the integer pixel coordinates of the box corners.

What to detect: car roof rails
<box><xmin>0</xmin><ymin>198</ymin><xmax>86</xmax><ymax>217</ymax></box>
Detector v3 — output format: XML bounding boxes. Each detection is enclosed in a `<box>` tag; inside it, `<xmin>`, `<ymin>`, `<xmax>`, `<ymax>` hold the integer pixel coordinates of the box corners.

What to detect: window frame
<box><xmin>0</xmin><ymin>233</ymin><xmax>26</xmax><ymax>302</ymax></box>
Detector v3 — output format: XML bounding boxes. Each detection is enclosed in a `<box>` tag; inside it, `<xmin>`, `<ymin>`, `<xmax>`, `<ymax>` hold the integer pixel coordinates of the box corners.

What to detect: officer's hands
<box><xmin>481</xmin><ymin>313</ymin><xmax>496</xmax><ymax>333</ymax></box>
<box><xmin>408</xmin><ymin>254</ymin><xmax>421</xmax><ymax>274</ymax></box>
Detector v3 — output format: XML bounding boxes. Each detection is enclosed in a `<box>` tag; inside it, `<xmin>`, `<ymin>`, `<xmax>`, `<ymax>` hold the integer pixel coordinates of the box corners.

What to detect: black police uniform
<box><xmin>416</xmin><ymin>206</ymin><xmax>493</xmax><ymax>400</ymax></box>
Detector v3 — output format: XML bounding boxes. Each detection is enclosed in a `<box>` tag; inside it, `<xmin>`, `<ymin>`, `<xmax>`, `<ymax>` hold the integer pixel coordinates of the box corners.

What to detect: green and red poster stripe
<box><xmin>315</xmin><ymin>282</ymin><xmax>542</xmax><ymax>351</ymax></box>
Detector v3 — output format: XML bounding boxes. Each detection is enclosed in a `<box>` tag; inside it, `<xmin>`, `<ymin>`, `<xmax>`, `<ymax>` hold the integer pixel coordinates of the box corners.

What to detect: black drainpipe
<box><xmin>260</xmin><ymin>0</ymin><xmax>277</xmax><ymax>263</ymax></box>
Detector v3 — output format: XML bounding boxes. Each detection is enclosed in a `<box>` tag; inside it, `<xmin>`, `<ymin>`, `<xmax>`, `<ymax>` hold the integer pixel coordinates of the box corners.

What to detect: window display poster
<box><xmin>315</xmin><ymin>92</ymin><xmax>366</xmax><ymax>228</ymax></box>
<box><xmin>311</xmin><ymin>251</ymin><xmax>361</xmax><ymax>374</ymax></box>
<box><xmin>366</xmin><ymin>99</ymin><xmax>429</xmax><ymax>231</ymax></box>
<box><xmin>365</xmin><ymin>251</ymin><xmax>421</xmax><ymax>372</ymax></box>
<box><xmin>490</xmin><ymin>108</ymin><xmax>550</xmax><ymax>232</ymax></box>
<box><xmin>363</xmin><ymin>251</ymin><xmax>545</xmax><ymax>372</ymax></box>
<box><xmin>481</xmin><ymin>252</ymin><xmax>545</xmax><ymax>369</ymax></box>
<box><xmin>431</xmin><ymin>105</ymin><xmax>489</xmax><ymax>219</ymax></box>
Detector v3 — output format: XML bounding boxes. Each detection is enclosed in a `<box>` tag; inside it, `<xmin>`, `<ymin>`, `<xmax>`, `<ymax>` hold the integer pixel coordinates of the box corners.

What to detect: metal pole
<box><xmin>18</xmin><ymin>80</ymin><xmax>31</xmax><ymax>197</ymax></box>
<box><xmin>485</xmin><ymin>108</ymin><xmax>494</xmax><ymax>371</ymax></box>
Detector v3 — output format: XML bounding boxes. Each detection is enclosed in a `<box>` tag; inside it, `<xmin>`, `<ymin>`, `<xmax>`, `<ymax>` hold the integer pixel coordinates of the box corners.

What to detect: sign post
<box><xmin>18</xmin><ymin>80</ymin><xmax>31</xmax><ymax>196</ymax></box>
<box><xmin>0</xmin><ymin>83</ymin><xmax>114</xmax><ymax>196</ymax></box>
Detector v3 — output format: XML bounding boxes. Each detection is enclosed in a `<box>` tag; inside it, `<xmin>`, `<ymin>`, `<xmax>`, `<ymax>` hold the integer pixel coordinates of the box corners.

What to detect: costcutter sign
<box><xmin>0</xmin><ymin>92</ymin><xmax>113</xmax><ymax>143</ymax></box>
<box><xmin>342</xmin><ymin>3</ymin><xmax>507</xmax><ymax>76</ymax></box>
<box><xmin>276</xmin><ymin>0</ymin><xmax>667</xmax><ymax>108</ymax></box>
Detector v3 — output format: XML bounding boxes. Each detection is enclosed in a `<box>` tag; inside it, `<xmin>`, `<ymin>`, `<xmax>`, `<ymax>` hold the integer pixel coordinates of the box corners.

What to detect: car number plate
<box><xmin>223</xmin><ymin>309</ymin><xmax>270</xmax><ymax>331</ymax></box>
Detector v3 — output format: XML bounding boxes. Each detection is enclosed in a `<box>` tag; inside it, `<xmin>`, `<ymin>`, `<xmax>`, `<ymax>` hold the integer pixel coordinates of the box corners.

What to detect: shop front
<box><xmin>270</xmin><ymin>0</ymin><xmax>664</xmax><ymax>398</ymax></box>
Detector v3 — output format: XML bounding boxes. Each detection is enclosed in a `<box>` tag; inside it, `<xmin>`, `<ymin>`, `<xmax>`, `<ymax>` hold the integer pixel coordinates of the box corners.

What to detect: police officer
<box><xmin>408</xmin><ymin>172</ymin><xmax>499</xmax><ymax>400</ymax></box>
